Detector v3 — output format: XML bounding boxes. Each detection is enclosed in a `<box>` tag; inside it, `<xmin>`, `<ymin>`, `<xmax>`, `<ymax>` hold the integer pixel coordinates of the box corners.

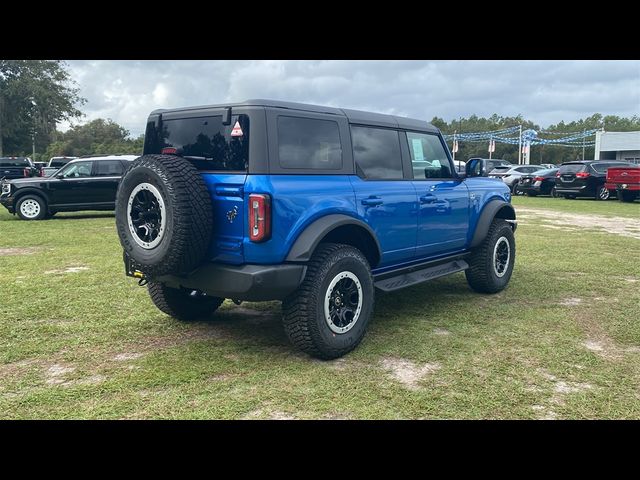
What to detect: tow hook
<box><xmin>132</xmin><ymin>270</ymin><xmax>148</xmax><ymax>286</ymax></box>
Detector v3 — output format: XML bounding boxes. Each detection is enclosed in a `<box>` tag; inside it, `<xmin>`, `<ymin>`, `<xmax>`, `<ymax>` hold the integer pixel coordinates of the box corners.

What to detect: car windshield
<box><xmin>0</xmin><ymin>158</ymin><xmax>29</xmax><ymax>167</ymax></box>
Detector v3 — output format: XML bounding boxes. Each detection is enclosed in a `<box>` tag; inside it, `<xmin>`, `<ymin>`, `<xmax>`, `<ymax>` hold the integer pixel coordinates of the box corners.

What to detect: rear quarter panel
<box><xmin>242</xmin><ymin>175</ymin><xmax>357</xmax><ymax>264</ymax></box>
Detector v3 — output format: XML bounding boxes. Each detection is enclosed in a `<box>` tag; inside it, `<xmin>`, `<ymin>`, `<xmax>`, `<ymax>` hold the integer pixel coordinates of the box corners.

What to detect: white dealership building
<box><xmin>594</xmin><ymin>130</ymin><xmax>640</xmax><ymax>163</ymax></box>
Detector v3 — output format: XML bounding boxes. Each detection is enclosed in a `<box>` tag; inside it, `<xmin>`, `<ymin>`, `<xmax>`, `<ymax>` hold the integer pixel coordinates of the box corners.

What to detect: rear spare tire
<box><xmin>115</xmin><ymin>154</ymin><xmax>213</xmax><ymax>277</ymax></box>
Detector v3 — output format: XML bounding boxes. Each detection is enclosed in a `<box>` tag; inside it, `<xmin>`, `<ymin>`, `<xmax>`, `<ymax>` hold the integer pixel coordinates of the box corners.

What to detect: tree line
<box><xmin>2</xmin><ymin>60</ymin><xmax>639</xmax><ymax>165</ymax></box>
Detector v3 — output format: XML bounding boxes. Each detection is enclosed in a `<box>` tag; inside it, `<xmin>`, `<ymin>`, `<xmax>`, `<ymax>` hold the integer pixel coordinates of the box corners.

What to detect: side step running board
<box><xmin>374</xmin><ymin>259</ymin><xmax>469</xmax><ymax>292</ymax></box>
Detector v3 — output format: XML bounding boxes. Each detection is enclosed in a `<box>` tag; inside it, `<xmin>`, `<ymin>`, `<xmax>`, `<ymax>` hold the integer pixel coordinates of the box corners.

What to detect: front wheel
<box><xmin>16</xmin><ymin>195</ymin><xmax>47</xmax><ymax>220</ymax></box>
<box><xmin>282</xmin><ymin>243</ymin><xmax>374</xmax><ymax>360</ymax></box>
<box><xmin>596</xmin><ymin>185</ymin><xmax>610</xmax><ymax>201</ymax></box>
<box><xmin>465</xmin><ymin>219</ymin><xmax>515</xmax><ymax>294</ymax></box>
<box><xmin>147</xmin><ymin>281</ymin><xmax>224</xmax><ymax>321</ymax></box>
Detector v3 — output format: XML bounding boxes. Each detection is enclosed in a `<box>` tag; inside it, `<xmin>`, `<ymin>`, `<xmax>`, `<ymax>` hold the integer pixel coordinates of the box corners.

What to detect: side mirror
<box><xmin>466</xmin><ymin>158</ymin><xmax>485</xmax><ymax>177</ymax></box>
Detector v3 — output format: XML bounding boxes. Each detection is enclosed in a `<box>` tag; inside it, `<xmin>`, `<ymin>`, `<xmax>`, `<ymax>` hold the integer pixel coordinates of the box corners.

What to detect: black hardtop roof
<box><xmin>150</xmin><ymin>99</ymin><xmax>439</xmax><ymax>133</ymax></box>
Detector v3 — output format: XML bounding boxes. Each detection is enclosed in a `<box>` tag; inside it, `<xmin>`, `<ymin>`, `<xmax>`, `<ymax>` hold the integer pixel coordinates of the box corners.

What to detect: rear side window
<box><xmin>95</xmin><ymin>160</ymin><xmax>124</xmax><ymax>176</ymax></box>
<box><xmin>559</xmin><ymin>164</ymin><xmax>586</xmax><ymax>174</ymax></box>
<box><xmin>351</xmin><ymin>126</ymin><xmax>403</xmax><ymax>180</ymax></box>
<box><xmin>277</xmin><ymin>116</ymin><xmax>342</xmax><ymax>170</ymax></box>
<box><xmin>407</xmin><ymin>132</ymin><xmax>453</xmax><ymax>179</ymax></box>
<box><xmin>147</xmin><ymin>115</ymin><xmax>250</xmax><ymax>171</ymax></box>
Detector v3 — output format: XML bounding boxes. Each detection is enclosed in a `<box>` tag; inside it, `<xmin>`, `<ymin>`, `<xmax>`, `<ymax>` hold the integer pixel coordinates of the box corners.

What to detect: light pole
<box><xmin>518</xmin><ymin>125</ymin><xmax>522</xmax><ymax>165</ymax></box>
<box><xmin>31</xmin><ymin>99</ymin><xmax>37</xmax><ymax>161</ymax></box>
<box><xmin>581</xmin><ymin>129</ymin><xmax>586</xmax><ymax>161</ymax></box>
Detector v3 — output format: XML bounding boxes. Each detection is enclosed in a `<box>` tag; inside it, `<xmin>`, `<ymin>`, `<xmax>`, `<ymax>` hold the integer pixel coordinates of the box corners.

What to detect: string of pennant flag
<box><xmin>442</xmin><ymin>127</ymin><xmax>599</xmax><ymax>147</ymax></box>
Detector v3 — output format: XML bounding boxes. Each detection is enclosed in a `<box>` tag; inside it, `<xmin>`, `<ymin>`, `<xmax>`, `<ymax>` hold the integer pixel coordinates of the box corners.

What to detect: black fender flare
<box><xmin>13</xmin><ymin>188</ymin><xmax>50</xmax><ymax>209</ymax></box>
<box><xmin>286</xmin><ymin>214</ymin><xmax>382</xmax><ymax>263</ymax></box>
<box><xmin>469</xmin><ymin>200</ymin><xmax>516</xmax><ymax>249</ymax></box>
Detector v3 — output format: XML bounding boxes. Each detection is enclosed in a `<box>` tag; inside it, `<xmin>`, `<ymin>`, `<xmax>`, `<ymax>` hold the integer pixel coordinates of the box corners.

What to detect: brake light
<box><xmin>556</xmin><ymin>172</ymin><xmax>561</xmax><ymax>177</ymax></box>
<box><xmin>576</xmin><ymin>172</ymin><xmax>590</xmax><ymax>178</ymax></box>
<box><xmin>39</xmin><ymin>168</ymin><xmax>44</xmax><ymax>177</ymax></box>
<box><xmin>534</xmin><ymin>176</ymin><xmax>545</xmax><ymax>182</ymax></box>
<box><xmin>23</xmin><ymin>168</ymin><xmax>29</xmax><ymax>177</ymax></box>
<box><xmin>249</xmin><ymin>194</ymin><xmax>271</xmax><ymax>242</ymax></box>
<box><xmin>161</xmin><ymin>147</ymin><xmax>177</xmax><ymax>155</ymax></box>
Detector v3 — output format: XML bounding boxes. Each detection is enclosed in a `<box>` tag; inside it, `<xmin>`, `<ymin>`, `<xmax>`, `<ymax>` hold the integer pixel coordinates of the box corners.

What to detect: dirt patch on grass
<box><xmin>0</xmin><ymin>247</ymin><xmax>40</xmax><ymax>256</ymax></box>
<box><xmin>516</xmin><ymin>207</ymin><xmax>640</xmax><ymax>239</ymax></box>
<box><xmin>242</xmin><ymin>408</ymin><xmax>296</xmax><ymax>420</ymax></box>
<box><xmin>380</xmin><ymin>357</ymin><xmax>441</xmax><ymax>390</ymax></box>
<box><xmin>533</xmin><ymin>369</ymin><xmax>595</xmax><ymax>419</ymax></box>
<box><xmin>432</xmin><ymin>328</ymin><xmax>451</xmax><ymax>336</ymax></box>
<box><xmin>559</xmin><ymin>297</ymin><xmax>584</xmax><ymax>306</ymax></box>
<box><xmin>44</xmin><ymin>364</ymin><xmax>76</xmax><ymax>385</ymax></box>
<box><xmin>112</xmin><ymin>352</ymin><xmax>144</xmax><ymax>362</ymax></box>
<box><xmin>574</xmin><ymin>310</ymin><xmax>640</xmax><ymax>360</ymax></box>
<box><xmin>44</xmin><ymin>265</ymin><xmax>90</xmax><ymax>275</ymax></box>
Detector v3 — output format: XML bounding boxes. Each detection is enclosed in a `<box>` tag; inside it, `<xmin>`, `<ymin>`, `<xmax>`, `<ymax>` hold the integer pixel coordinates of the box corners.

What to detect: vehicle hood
<box><xmin>2</xmin><ymin>177</ymin><xmax>51</xmax><ymax>185</ymax></box>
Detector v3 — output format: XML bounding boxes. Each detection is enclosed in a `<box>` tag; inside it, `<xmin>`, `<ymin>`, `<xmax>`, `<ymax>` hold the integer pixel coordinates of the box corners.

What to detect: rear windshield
<box><xmin>0</xmin><ymin>158</ymin><xmax>29</xmax><ymax>167</ymax></box>
<box><xmin>559</xmin><ymin>164</ymin><xmax>586</xmax><ymax>174</ymax></box>
<box><xmin>591</xmin><ymin>162</ymin><xmax>629</xmax><ymax>173</ymax></box>
<box><xmin>488</xmin><ymin>163</ymin><xmax>510</xmax><ymax>171</ymax></box>
<box><xmin>145</xmin><ymin>114</ymin><xmax>249</xmax><ymax>171</ymax></box>
<box><xmin>534</xmin><ymin>169</ymin><xmax>558</xmax><ymax>176</ymax></box>
<box><xmin>49</xmin><ymin>160</ymin><xmax>70</xmax><ymax>167</ymax></box>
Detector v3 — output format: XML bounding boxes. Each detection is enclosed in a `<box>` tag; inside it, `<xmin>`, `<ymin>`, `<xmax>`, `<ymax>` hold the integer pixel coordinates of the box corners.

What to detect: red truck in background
<box><xmin>606</xmin><ymin>166</ymin><xmax>640</xmax><ymax>202</ymax></box>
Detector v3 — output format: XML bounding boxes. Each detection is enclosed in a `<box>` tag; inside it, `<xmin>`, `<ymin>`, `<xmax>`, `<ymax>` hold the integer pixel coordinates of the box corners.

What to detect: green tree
<box><xmin>44</xmin><ymin>118</ymin><xmax>144</xmax><ymax>158</ymax></box>
<box><xmin>0</xmin><ymin>60</ymin><xmax>85</xmax><ymax>156</ymax></box>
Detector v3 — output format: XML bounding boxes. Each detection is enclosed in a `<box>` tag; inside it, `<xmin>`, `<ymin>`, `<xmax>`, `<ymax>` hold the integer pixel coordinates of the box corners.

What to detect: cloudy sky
<box><xmin>62</xmin><ymin>60</ymin><xmax>640</xmax><ymax>137</ymax></box>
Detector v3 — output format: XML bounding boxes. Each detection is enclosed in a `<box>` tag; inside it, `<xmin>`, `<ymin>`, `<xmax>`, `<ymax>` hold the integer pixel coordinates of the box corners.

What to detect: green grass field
<box><xmin>1</xmin><ymin>196</ymin><xmax>639</xmax><ymax>419</ymax></box>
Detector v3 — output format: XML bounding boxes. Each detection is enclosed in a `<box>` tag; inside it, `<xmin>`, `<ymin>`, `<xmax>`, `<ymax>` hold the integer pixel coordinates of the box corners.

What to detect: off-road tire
<box><xmin>617</xmin><ymin>190</ymin><xmax>638</xmax><ymax>203</ymax></box>
<box><xmin>147</xmin><ymin>281</ymin><xmax>224</xmax><ymax>321</ymax></box>
<box><xmin>115</xmin><ymin>154</ymin><xmax>213</xmax><ymax>277</ymax></box>
<box><xmin>15</xmin><ymin>194</ymin><xmax>47</xmax><ymax>221</ymax></box>
<box><xmin>465</xmin><ymin>219</ymin><xmax>515</xmax><ymax>294</ymax></box>
<box><xmin>282</xmin><ymin>243</ymin><xmax>374</xmax><ymax>360</ymax></box>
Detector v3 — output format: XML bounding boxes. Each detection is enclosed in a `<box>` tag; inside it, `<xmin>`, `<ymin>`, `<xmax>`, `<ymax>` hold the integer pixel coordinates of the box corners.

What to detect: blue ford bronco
<box><xmin>115</xmin><ymin>99</ymin><xmax>517</xmax><ymax>359</ymax></box>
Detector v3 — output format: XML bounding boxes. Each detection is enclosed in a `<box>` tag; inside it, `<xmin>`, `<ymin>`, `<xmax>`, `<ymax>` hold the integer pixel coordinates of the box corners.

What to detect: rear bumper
<box><xmin>555</xmin><ymin>184</ymin><xmax>592</xmax><ymax>196</ymax></box>
<box><xmin>156</xmin><ymin>263</ymin><xmax>307</xmax><ymax>301</ymax></box>
<box><xmin>605</xmin><ymin>182</ymin><xmax>640</xmax><ymax>191</ymax></box>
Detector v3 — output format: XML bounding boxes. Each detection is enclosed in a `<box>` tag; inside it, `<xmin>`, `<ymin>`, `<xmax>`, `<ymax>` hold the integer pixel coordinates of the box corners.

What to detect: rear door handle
<box><xmin>361</xmin><ymin>196</ymin><xmax>383</xmax><ymax>206</ymax></box>
<box><xmin>419</xmin><ymin>194</ymin><xmax>437</xmax><ymax>204</ymax></box>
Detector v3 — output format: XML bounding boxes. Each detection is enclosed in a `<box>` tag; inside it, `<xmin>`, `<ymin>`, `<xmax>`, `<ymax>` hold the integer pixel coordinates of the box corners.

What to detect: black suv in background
<box><xmin>1</xmin><ymin>155</ymin><xmax>137</xmax><ymax>220</ymax></box>
<box><xmin>555</xmin><ymin>161</ymin><xmax>635</xmax><ymax>200</ymax></box>
<box><xmin>0</xmin><ymin>157</ymin><xmax>38</xmax><ymax>179</ymax></box>
<box><xmin>517</xmin><ymin>168</ymin><xmax>559</xmax><ymax>197</ymax></box>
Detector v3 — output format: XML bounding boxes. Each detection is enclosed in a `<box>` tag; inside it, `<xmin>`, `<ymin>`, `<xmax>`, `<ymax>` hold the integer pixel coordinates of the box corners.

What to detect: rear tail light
<box><xmin>556</xmin><ymin>172</ymin><xmax>561</xmax><ymax>177</ymax></box>
<box><xmin>576</xmin><ymin>172</ymin><xmax>590</xmax><ymax>178</ymax></box>
<box><xmin>23</xmin><ymin>168</ymin><xmax>30</xmax><ymax>177</ymax></box>
<box><xmin>534</xmin><ymin>176</ymin><xmax>545</xmax><ymax>182</ymax></box>
<box><xmin>39</xmin><ymin>168</ymin><xmax>44</xmax><ymax>177</ymax></box>
<box><xmin>249</xmin><ymin>194</ymin><xmax>271</xmax><ymax>242</ymax></box>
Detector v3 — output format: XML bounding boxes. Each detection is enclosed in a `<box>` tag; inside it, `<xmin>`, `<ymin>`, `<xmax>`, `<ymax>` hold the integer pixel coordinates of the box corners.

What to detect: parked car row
<box><xmin>0</xmin><ymin>155</ymin><xmax>137</xmax><ymax>220</ymax></box>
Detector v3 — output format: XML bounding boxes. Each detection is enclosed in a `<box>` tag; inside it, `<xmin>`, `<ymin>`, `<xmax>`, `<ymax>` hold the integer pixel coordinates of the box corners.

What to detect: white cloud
<box><xmin>62</xmin><ymin>60</ymin><xmax>640</xmax><ymax>137</ymax></box>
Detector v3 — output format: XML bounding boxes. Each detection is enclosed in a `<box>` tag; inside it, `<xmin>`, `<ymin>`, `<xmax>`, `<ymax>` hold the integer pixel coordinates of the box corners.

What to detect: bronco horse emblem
<box><xmin>226</xmin><ymin>205</ymin><xmax>238</xmax><ymax>223</ymax></box>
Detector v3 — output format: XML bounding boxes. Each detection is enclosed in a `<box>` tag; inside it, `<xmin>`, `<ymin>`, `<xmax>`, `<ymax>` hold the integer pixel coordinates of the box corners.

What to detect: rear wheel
<box><xmin>282</xmin><ymin>243</ymin><xmax>374</xmax><ymax>360</ymax></box>
<box><xmin>465</xmin><ymin>219</ymin><xmax>515</xmax><ymax>294</ymax></box>
<box><xmin>16</xmin><ymin>195</ymin><xmax>47</xmax><ymax>221</ymax></box>
<box><xmin>550</xmin><ymin>187</ymin><xmax>558</xmax><ymax>198</ymax></box>
<box><xmin>147</xmin><ymin>281</ymin><xmax>224</xmax><ymax>321</ymax></box>
<box><xmin>596</xmin><ymin>185</ymin><xmax>610</xmax><ymax>201</ymax></box>
<box><xmin>617</xmin><ymin>190</ymin><xmax>638</xmax><ymax>202</ymax></box>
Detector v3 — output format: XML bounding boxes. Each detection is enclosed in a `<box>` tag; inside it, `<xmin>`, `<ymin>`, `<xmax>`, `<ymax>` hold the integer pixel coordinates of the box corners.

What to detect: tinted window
<box><xmin>407</xmin><ymin>132</ymin><xmax>453</xmax><ymax>179</ymax></box>
<box><xmin>277</xmin><ymin>116</ymin><xmax>342</xmax><ymax>170</ymax></box>
<box><xmin>352</xmin><ymin>126</ymin><xmax>402</xmax><ymax>180</ymax></box>
<box><xmin>0</xmin><ymin>158</ymin><xmax>29</xmax><ymax>167</ymax></box>
<box><xmin>59</xmin><ymin>161</ymin><xmax>93</xmax><ymax>178</ymax></box>
<box><xmin>535</xmin><ymin>169</ymin><xmax>558</xmax><ymax>176</ymax></box>
<box><xmin>559</xmin><ymin>164</ymin><xmax>587</xmax><ymax>174</ymax></box>
<box><xmin>152</xmin><ymin>115</ymin><xmax>249</xmax><ymax>171</ymax></box>
<box><xmin>486</xmin><ymin>160</ymin><xmax>511</xmax><ymax>172</ymax></box>
<box><xmin>591</xmin><ymin>162</ymin><xmax>628</xmax><ymax>173</ymax></box>
<box><xmin>95</xmin><ymin>160</ymin><xmax>124</xmax><ymax>176</ymax></box>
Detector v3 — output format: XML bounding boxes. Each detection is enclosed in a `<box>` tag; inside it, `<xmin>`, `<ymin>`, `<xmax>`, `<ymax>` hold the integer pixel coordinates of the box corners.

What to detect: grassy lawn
<box><xmin>1</xmin><ymin>198</ymin><xmax>639</xmax><ymax>419</ymax></box>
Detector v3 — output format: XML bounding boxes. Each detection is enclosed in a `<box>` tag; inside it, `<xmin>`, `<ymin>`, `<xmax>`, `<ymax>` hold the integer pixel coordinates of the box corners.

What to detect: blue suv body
<box><xmin>116</xmin><ymin>99</ymin><xmax>517</xmax><ymax>359</ymax></box>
